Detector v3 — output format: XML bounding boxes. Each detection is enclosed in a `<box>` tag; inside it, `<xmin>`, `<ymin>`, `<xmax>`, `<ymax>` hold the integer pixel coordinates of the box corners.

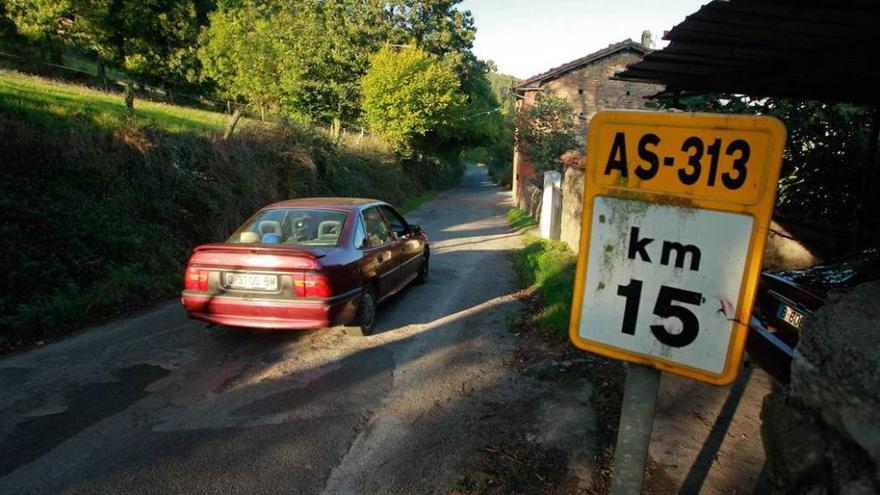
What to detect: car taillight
<box><xmin>185</xmin><ymin>267</ymin><xmax>208</xmax><ymax>292</ymax></box>
<box><xmin>293</xmin><ymin>272</ymin><xmax>331</xmax><ymax>298</ymax></box>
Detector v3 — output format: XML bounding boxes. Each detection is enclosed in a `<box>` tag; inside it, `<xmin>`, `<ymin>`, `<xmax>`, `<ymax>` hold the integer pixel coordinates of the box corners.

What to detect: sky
<box><xmin>459</xmin><ymin>0</ymin><xmax>707</xmax><ymax>80</ymax></box>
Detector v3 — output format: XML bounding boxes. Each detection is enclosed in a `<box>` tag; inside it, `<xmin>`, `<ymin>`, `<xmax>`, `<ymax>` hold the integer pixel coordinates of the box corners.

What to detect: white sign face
<box><xmin>578</xmin><ymin>196</ymin><xmax>753</xmax><ymax>375</ymax></box>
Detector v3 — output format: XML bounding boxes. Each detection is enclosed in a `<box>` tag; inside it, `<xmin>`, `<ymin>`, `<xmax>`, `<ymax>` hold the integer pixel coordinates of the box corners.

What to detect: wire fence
<box><xmin>0</xmin><ymin>49</ymin><xmax>386</xmax><ymax>146</ymax></box>
<box><xmin>0</xmin><ymin>50</ymin><xmax>230</xmax><ymax>113</ymax></box>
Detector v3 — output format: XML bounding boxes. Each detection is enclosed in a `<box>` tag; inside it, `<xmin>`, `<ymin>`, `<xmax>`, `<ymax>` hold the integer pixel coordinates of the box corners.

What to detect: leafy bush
<box><xmin>516</xmin><ymin>95</ymin><xmax>579</xmax><ymax>174</ymax></box>
<box><xmin>361</xmin><ymin>46</ymin><xmax>465</xmax><ymax>151</ymax></box>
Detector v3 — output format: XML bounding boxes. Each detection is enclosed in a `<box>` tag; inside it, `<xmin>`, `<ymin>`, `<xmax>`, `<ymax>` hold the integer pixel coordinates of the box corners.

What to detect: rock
<box><xmin>760</xmin><ymin>393</ymin><xmax>828</xmax><ymax>490</ymax></box>
<box><xmin>790</xmin><ymin>281</ymin><xmax>880</xmax><ymax>481</ymax></box>
<box><xmin>761</xmin><ymin>281</ymin><xmax>880</xmax><ymax>493</ymax></box>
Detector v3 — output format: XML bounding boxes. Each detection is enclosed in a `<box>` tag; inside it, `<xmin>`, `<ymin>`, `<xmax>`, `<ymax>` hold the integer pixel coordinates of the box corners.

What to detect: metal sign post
<box><xmin>610</xmin><ymin>364</ymin><xmax>661</xmax><ymax>495</ymax></box>
<box><xmin>569</xmin><ymin>110</ymin><xmax>787</xmax><ymax>492</ymax></box>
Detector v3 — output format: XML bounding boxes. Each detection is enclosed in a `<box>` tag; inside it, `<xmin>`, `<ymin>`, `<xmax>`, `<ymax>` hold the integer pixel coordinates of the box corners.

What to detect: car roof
<box><xmin>263</xmin><ymin>197</ymin><xmax>385</xmax><ymax>211</ymax></box>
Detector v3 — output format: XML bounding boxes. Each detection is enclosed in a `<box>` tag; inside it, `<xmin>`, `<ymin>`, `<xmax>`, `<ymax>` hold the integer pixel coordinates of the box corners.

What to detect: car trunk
<box><xmin>185</xmin><ymin>243</ymin><xmax>332</xmax><ymax>300</ymax></box>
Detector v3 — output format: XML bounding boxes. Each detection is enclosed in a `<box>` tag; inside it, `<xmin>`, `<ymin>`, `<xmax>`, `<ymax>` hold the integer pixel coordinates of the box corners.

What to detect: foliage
<box><xmin>197</xmin><ymin>2</ymin><xmax>280</xmax><ymax>112</ymax></box>
<box><xmin>486</xmin><ymin>66</ymin><xmax>518</xmax><ymax>116</ymax></box>
<box><xmin>198</xmin><ymin>0</ymin><xmax>479</xmax><ymax>129</ymax></box>
<box><xmin>659</xmin><ymin>94</ymin><xmax>878</xmax><ymax>227</ymax></box>
<box><xmin>516</xmin><ymin>94</ymin><xmax>579</xmax><ymax>173</ymax></box>
<box><xmin>384</xmin><ymin>0</ymin><xmax>475</xmax><ymax>58</ymax></box>
<box><xmin>5</xmin><ymin>0</ymin><xmax>206</xmax><ymax>86</ymax></box>
<box><xmin>361</xmin><ymin>45</ymin><xmax>465</xmax><ymax>150</ymax></box>
<box><xmin>509</xmin><ymin>224</ymin><xmax>576</xmax><ymax>339</ymax></box>
<box><xmin>117</xmin><ymin>0</ymin><xmax>205</xmax><ymax>88</ymax></box>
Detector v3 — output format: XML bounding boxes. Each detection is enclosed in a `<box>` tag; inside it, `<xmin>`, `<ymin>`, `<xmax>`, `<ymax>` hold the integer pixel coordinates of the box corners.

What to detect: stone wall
<box><xmin>560</xmin><ymin>167</ymin><xmax>585</xmax><ymax>251</ymax></box>
<box><xmin>761</xmin><ymin>281</ymin><xmax>880</xmax><ymax>493</ymax></box>
<box><xmin>518</xmin><ymin>179</ymin><xmax>543</xmax><ymax>220</ymax></box>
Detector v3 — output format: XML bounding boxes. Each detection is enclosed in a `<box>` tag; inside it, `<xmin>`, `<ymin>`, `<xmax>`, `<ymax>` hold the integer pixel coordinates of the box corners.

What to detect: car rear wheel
<box><xmin>354</xmin><ymin>285</ymin><xmax>377</xmax><ymax>335</ymax></box>
<box><xmin>415</xmin><ymin>252</ymin><xmax>429</xmax><ymax>285</ymax></box>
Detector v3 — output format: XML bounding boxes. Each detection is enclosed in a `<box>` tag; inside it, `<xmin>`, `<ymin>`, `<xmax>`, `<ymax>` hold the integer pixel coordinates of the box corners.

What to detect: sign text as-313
<box><xmin>569</xmin><ymin>111</ymin><xmax>786</xmax><ymax>385</ymax></box>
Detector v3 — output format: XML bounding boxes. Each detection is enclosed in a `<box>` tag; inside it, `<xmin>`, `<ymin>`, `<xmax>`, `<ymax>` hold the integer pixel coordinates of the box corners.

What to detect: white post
<box><xmin>540</xmin><ymin>171</ymin><xmax>563</xmax><ymax>240</ymax></box>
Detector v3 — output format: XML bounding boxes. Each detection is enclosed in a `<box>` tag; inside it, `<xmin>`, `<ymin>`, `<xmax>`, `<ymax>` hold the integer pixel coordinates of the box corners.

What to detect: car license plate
<box><xmin>777</xmin><ymin>304</ymin><xmax>805</xmax><ymax>329</ymax></box>
<box><xmin>224</xmin><ymin>272</ymin><xmax>278</xmax><ymax>291</ymax></box>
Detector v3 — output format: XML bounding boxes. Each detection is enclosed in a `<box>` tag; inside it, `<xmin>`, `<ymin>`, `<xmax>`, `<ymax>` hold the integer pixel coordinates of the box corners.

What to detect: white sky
<box><xmin>459</xmin><ymin>0</ymin><xmax>707</xmax><ymax>79</ymax></box>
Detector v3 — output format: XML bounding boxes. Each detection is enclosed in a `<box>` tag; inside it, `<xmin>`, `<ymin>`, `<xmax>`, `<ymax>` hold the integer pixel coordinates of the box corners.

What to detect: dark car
<box><xmin>181</xmin><ymin>198</ymin><xmax>429</xmax><ymax>334</ymax></box>
<box><xmin>747</xmin><ymin>248</ymin><xmax>880</xmax><ymax>383</ymax></box>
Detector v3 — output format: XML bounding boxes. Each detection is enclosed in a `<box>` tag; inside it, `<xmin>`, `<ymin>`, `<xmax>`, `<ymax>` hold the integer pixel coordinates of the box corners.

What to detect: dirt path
<box><xmin>0</xmin><ymin>165</ymin><xmax>529</xmax><ymax>494</ymax></box>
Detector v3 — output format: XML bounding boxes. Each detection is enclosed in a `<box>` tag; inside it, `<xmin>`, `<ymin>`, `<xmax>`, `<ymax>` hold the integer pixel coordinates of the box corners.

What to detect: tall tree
<box><xmin>119</xmin><ymin>0</ymin><xmax>204</xmax><ymax>90</ymax></box>
<box><xmin>199</xmin><ymin>0</ymin><xmax>480</xmax><ymax>127</ymax></box>
<box><xmin>361</xmin><ymin>45</ymin><xmax>465</xmax><ymax>150</ymax></box>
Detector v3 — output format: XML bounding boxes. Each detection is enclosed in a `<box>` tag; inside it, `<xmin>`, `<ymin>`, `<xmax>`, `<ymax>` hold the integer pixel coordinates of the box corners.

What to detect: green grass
<box><xmin>399</xmin><ymin>190</ymin><xmax>436</xmax><ymax>213</ymax></box>
<box><xmin>507</xmin><ymin>208</ymin><xmax>538</xmax><ymax>230</ymax></box>
<box><xmin>0</xmin><ymin>69</ymin><xmax>237</xmax><ymax>135</ymax></box>
<box><xmin>508</xmin><ymin>209</ymin><xmax>577</xmax><ymax>338</ymax></box>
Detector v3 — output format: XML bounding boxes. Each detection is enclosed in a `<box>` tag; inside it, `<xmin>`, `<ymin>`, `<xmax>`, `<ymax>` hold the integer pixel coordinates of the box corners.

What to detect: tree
<box><xmin>200</xmin><ymin>0</ymin><xmax>385</xmax><ymax>126</ymax></box>
<box><xmin>361</xmin><ymin>45</ymin><xmax>465</xmax><ymax>151</ymax></box>
<box><xmin>5</xmin><ymin>0</ymin><xmax>71</xmax><ymax>62</ymax></box>
<box><xmin>658</xmin><ymin>94</ymin><xmax>877</xmax><ymax>228</ymax></box>
<box><xmin>118</xmin><ymin>0</ymin><xmax>204</xmax><ymax>91</ymax></box>
<box><xmin>7</xmin><ymin>0</ymin><xmax>205</xmax><ymax>87</ymax></box>
<box><xmin>198</xmin><ymin>1</ymin><xmax>282</xmax><ymax>118</ymax></box>
<box><xmin>516</xmin><ymin>95</ymin><xmax>579</xmax><ymax>173</ymax></box>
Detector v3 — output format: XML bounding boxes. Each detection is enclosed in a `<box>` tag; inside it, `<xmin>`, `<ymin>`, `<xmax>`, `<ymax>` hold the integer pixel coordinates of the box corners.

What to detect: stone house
<box><xmin>511</xmin><ymin>38</ymin><xmax>663</xmax><ymax>250</ymax></box>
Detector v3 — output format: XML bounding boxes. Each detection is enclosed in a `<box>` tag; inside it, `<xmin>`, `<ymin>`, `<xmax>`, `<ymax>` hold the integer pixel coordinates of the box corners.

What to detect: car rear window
<box><xmin>227</xmin><ymin>208</ymin><xmax>348</xmax><ymax>247</ymax></box>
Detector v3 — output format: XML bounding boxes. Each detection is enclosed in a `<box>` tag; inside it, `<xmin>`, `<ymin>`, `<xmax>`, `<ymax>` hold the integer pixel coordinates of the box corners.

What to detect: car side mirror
<box><xmin>409</xmin><ymin>225</ymin><xmax>422</xmax><ymax>235</ymax></box>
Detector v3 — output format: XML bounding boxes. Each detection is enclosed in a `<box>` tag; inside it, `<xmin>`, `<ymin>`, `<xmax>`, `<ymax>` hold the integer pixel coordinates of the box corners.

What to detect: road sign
<box><xmin>570</xmin><ymin>111</ymin><xmax>786</xmax><ymax>385</ymax></box>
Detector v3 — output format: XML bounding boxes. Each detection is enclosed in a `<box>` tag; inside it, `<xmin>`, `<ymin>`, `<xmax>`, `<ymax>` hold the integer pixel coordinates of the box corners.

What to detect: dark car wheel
<box><xmin>415</xmin><ymin>252</ymin><xmax>429</xmax><ymax>285</ymax></box>
<box><xmin>354</xmin><ymin>285</ymin><xmax>377</xmax><ymax>335</ymax></box>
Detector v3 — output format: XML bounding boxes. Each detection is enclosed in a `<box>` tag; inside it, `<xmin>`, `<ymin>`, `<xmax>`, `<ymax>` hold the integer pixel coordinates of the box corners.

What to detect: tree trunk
<box><xmin>97</xmin><ymin>62</ymin><xmax>108</xmax><ymax>89</ymax></box>
<box><xmin>47</xmin><ymin>38</ymin><xmax>64</xmax><ymax>64</ymax></box>
<box><xmin>331</xmin><ymin>117</ymin><xmax>342</xmax><ymax>140</ymax></box>
<box><xmin>124</xmin><ymin>83</ymin><xmax>135</xmax><ymax>127</ymax></box>
<box><xmin>223</xmin><ymin>108</ymin><xmax>243</xmax><ymax>141</ymax></box>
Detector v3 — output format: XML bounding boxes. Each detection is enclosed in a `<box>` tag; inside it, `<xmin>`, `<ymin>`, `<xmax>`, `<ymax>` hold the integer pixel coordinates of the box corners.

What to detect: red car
<box><xmin>181</xmin><ymin>198</ymin><xmax>429</xmax><ymax>333</ymax></box>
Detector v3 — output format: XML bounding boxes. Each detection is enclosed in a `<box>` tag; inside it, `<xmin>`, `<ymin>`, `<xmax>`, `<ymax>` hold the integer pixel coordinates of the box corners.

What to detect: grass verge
<box><xmin>0</xmin><ymin>69</ymin><xmax>237</xmax><ymax>135</ymax></box>
<box><xmin>399</xmin><ymin>190</ymin><xmax>436</xmax><ymax>213</ymax></box>
<box><xmin>509</xmin><ymin>230</ymin><xmax>577</xmax><ymax>339</ymax></box>
<box><xmin>507</xmin><ymin>208</ymin><xmax>538</xmax><ymax>231</ymax></box>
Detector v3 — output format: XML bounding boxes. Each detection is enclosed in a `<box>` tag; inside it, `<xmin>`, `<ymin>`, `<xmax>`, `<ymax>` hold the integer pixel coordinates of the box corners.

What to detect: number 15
<box><xmin>616</xmin><ymin>279</ymin><xmax>702</xmax><ymax>347</ymax></box>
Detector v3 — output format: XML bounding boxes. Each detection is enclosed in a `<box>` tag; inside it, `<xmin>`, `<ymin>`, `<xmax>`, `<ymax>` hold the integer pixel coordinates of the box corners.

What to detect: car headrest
<box><xmin>261</xmin><ymin>233</ymin><xmax>281</xmax><ymax>244</ymax></box>
<box><xmin>318</xmin><ymin>220</ymin><xmax>342</xmax><ymax>238</ymax></box>
<box><xmin>258</xmin><ymin>220</ymin><xmax>282</xmax><ymax>236</ymax></box>
<box><xmin>239</xmin><ymin>231</ymin><xmax>260</xmax><ymax>243</ymax></box>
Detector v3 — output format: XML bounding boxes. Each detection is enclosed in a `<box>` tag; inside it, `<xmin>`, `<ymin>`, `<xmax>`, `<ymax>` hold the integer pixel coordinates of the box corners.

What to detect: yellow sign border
<box><xmin>569</xmin><ymin>110</ymin><xmax>786</xmax><ymax>385</ymax></box>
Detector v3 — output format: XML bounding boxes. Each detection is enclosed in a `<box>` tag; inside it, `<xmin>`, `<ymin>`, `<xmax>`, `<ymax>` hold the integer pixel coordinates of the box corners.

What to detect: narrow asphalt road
<box><xmin>0</xmin><ymin>165</ymin><xmax>527</xmax><ymax>494</ymax></box>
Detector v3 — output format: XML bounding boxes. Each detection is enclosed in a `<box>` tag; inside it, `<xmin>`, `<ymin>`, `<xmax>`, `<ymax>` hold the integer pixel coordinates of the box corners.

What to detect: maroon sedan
<box><xmin>181</xmin><ymin>198</ymin><xmax>429</xmax><ymax>333</ymax></box>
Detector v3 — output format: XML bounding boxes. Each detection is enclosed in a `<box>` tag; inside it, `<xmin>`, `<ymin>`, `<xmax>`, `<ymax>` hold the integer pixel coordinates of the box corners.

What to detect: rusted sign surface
<box><xmin>569</xmin><ymin>111</ymin><xmax>786</xmax><ymax>385</ymax></box>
